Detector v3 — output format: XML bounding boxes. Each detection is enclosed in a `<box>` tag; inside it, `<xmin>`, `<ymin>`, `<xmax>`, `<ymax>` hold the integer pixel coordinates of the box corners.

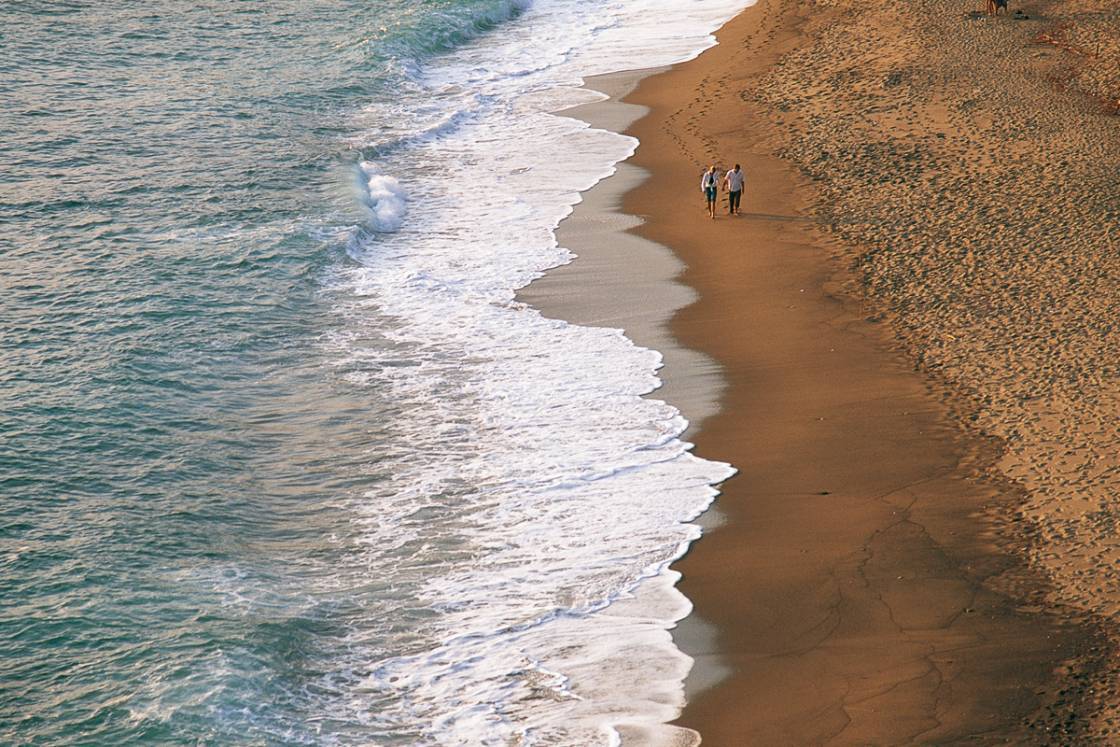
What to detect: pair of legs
<box><xmin>728</xmin><ymin>189</ymin><xmax>742</xmax><ymax>215</ymax></box>
<box><xmin>705</xmin><ymin>187</ymin><xmax>717</xmax><ymax>218</ymax></box>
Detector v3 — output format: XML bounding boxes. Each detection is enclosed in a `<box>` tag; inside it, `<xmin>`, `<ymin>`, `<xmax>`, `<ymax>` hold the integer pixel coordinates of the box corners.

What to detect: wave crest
<box><xmin>357</xmin><ymin>161</ymin><xmax>407</xmax><ymax>232</ymax></box>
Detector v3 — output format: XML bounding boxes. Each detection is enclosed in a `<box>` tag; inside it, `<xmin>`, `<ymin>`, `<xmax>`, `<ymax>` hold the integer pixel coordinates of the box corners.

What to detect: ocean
<box><xmin>0</xmin><ymin>1</ymin><xmax>748</xmax><ymax>744</ymax></box>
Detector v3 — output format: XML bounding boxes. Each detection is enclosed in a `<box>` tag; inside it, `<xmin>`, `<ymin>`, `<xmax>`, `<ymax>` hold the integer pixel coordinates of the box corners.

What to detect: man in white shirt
<box><xmin>724</xmin><ymin>163</ymin><xmax>745</xmax><ymax>215</ymax></box>
<box><xmin>700</xmin><ymin>165</ymin><xmax>719</xmax><ymax>219</ymax></box>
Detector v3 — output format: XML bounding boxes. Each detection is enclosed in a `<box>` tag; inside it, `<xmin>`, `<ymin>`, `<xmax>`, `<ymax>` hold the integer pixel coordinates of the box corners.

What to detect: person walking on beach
<box><xmin>701</xmin><ymin>165</ymin><xmax>719</xmax><ymax>219</ymax></box>
<box><xmin>724</xmin><ymin>163</ymin><xmax>745</xmax><ymax>215</ymax></box>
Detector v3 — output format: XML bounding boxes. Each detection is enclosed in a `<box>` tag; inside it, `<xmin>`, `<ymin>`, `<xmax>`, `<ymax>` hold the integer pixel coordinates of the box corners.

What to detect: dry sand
<box><xmin>608</xmin><ymin>0</ymin><xmax>1119</xmax><ymax>742</ymax></box>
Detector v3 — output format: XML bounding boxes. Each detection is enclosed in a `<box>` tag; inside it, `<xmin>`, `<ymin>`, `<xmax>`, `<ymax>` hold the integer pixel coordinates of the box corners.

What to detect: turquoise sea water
<box><xmin>2</xmin><ymin>2</ymin><xmax>439</xmax><ymax>742</ymax></box>
<box><xmin>1</xmin><ymin>1</ymin><xmax>747</xmax><ymax>743</ymax></box>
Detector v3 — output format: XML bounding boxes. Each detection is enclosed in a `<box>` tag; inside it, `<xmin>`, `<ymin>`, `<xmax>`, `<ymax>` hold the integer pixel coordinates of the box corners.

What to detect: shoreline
<box><xmin>519</xmin><ymin>66</ymin><xmax>731</xmax><ymax>746</ymax></box>
<box><xmin>523</xmin><ymin>0</ymin><xmax>1118</xmax><ymax>740</ymax></box>
<box><xmin>520</xmin><ymin>0</ymin><xmax>1118</xmax><ymax>741</ymax></box>
<box><xmin>519</xmin><ymin>69</ymin><xmax>725</xmax><ymax>442</ymax></box>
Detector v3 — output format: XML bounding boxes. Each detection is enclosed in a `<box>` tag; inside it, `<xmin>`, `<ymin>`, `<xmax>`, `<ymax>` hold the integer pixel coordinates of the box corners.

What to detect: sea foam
<box><xmin>326</xmin><ymin>0</ymin><xmax>755</xmax><ymax>744</ymax></box>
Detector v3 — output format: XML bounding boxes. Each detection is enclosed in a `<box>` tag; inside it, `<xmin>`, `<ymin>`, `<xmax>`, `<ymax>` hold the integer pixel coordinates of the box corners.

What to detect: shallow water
<box><xmin>1</xmin><ymin>1</ymin><xmax>748</xmax><ymax>743</ymax></box>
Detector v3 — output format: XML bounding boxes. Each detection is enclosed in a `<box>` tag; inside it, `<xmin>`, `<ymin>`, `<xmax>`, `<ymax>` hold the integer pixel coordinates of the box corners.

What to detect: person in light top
<box><xmin>724</xmin><ymin>163</ymin><xmax>745</xmax><ymax>215</ymax></box>
<box><xmin>700</xmin><ymin>165</ymin><xmax>719</xmax><ymax>219</ymax></box>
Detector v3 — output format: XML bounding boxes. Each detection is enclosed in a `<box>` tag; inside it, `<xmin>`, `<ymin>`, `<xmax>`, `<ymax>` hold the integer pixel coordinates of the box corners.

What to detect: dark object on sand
<box><xmin>1013</xmin><ymin>9</ymin><xmax>1030</xmax><ymax>19</ymax></box>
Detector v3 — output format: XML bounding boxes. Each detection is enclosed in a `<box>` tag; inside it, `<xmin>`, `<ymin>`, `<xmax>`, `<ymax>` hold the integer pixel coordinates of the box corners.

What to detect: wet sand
<box><xmin>520</xmin><ymin>70</ymin><xmax>724</xmax><ymax>441</ymax></box>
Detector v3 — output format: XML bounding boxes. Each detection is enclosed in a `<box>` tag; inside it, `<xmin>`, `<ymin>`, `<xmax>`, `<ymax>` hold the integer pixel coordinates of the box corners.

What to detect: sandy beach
<box><xmin>642</xmin><ymin>0</ymin><xmax>1120</xmax><ymax>741</ymax></box>
<box><xmin>532</xmin><ymin>0</ymin><xmax>1120</xmax><ymax>742</ymax></box>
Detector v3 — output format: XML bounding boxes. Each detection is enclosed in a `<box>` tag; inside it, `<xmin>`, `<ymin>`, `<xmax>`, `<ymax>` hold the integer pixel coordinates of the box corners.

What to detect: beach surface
<box><xmin>534</xmin><ymin>0</ymin><xmax>1120</xmax><ymax>742</ymax></box>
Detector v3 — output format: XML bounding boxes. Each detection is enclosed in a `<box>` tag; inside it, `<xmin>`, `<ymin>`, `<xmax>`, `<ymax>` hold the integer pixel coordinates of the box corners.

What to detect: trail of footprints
<box><xmin>723</xmin><ymin>0</ymin><xmax>1120</xmax><ymax>739</ymax></box>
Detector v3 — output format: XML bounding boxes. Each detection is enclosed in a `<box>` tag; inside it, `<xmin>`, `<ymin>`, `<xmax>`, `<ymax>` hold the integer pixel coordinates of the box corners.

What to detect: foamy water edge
<box><xmin>337</xmin><ymin>2</ymin><xmax>756</xmax><ymax>743</ymax></box>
